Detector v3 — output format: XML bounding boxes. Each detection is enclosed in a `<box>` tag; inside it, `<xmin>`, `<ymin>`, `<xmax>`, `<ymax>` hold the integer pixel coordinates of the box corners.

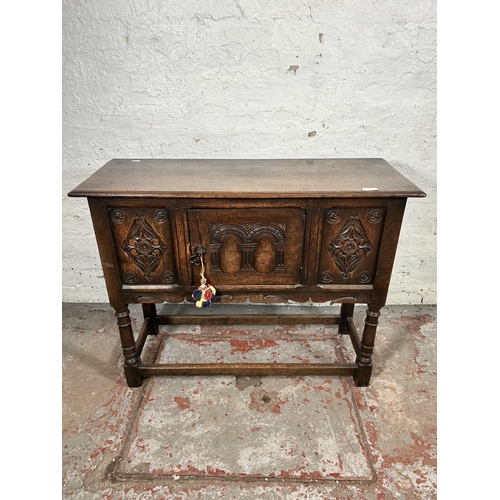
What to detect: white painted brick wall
<box><xmin>62</xmin><ymin>0</ymin><xmax>436</xmax><ymax>304</ymax></box>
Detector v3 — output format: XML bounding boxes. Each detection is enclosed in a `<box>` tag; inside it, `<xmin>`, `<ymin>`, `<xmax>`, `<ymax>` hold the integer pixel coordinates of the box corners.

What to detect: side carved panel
<box><xmin>319</xmin><ymin>207</ymin><xmax>387</xmax><ymax>285</ymax></box>
<box><xmin>121</xmin><ymin>215</ymin><xmax>168</xmax><ymax>280</ymax></box>
<box><xmin>327</xmin><ymin>213</ymin><xmax>373</xmax><ymax>279</ymax></box>
<box><xmin>108</xmin><ymin>207</ymin><xmax>177</xmax><ymax>284</ymax></box>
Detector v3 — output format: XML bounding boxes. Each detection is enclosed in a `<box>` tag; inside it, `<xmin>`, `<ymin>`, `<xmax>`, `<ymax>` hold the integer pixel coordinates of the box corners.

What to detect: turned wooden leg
<box><xmin>355</xmin><ymin>306</ymin><xmax>381</xmax><ymax>387</ymax></box>
<box><xmin>339</xmin><ymin>303</ymin><xmax>355</xmax><ymax>335</ymax></box>
<box><xmin>142</xmin><ymin>303</ymin><xmax>159</xmax><ymax>335</ymax></box>
<box><xmin>115</xmin><ymin>307</ymin><xmax>142</xmax><ymax>387</ymax></box>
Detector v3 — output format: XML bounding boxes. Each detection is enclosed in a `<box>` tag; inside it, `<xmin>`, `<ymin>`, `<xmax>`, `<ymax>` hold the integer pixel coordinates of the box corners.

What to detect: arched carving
<box><xmin>208</xmin><ymin>223</ymin><xmax>287</xmax><ymax>275</ymax></box>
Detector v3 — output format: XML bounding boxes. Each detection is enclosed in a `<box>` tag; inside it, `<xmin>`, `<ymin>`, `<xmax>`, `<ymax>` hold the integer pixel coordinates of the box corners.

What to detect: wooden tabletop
<box><xmin>68</xmin><ymin>158</ymin><xmax>425</xmax><ymax>199</ymax></box>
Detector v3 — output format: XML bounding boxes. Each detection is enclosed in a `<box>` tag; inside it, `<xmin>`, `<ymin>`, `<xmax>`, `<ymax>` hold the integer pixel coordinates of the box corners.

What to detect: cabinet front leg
<box><xmin>355</xmin><ymin>307</ymin><xmax>381</xmax><ymax>387</ymax></box>
<box><xmin>115</xmin><ymin>307</ymin><xmax>142</xmax><ymax>387</ymax></box>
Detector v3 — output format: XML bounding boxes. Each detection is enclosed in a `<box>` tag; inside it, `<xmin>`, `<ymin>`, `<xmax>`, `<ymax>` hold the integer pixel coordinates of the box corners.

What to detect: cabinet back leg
<box><xmin>142</xmin><ymin>303</ymin><xmax>159</xmax><ymax>335</ymax></box>
<box><xmin>339</xmin><ymin>303</ymin><xmax>355</xmax><ymax>335</ymax></box>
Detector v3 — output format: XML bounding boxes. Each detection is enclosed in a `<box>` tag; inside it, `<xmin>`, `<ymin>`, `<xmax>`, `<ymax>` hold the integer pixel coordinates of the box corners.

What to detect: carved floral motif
<box><xmin>121</xmin><ymin>215</ymin><xmax>167</xmax><ymax>280</ymax></box>
<box><xmin>327</xmin><ymin>213</ymin><xmax>372</xmax><ymax>279</ymax></box>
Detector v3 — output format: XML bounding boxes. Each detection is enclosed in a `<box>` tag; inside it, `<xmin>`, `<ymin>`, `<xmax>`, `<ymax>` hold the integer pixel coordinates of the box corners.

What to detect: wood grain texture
<box><xmin>68</xmin><ymin>158</ymin><xmax>425</xmax><ymax>199</ymax></box>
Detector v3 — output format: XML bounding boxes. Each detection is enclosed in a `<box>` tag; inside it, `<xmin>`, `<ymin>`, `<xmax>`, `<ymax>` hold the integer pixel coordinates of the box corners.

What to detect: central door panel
<box><xmin>188</xmin><ymin>209</ymin><xmax>305</xmax><ymax>286</ymax></box>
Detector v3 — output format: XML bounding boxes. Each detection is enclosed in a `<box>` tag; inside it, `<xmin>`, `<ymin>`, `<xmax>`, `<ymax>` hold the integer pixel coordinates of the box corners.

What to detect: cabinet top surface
<box><xmin>68</xmin><ymin>158</ymin><xmax>425</xmax><ymax>199</ymax></box>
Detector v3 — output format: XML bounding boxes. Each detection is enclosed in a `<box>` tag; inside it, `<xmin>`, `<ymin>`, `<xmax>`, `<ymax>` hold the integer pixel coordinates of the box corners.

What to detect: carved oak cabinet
<box><xmin>68</xmin><ymin>158</ymin><xmax>425</xmax><ymax>387</ymax></box>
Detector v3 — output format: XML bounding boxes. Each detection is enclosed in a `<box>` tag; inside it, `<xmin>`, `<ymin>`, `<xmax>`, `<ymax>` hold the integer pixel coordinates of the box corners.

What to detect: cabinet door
<box><xmin>188</xmin><ymin>209</ymin><xmax>305</xmax><ymax>286</ymax></box>
<box><xmin>318</xmin><ymin>207</ymin><xmax>387</xmax><ymax>285</ymax></box>
<box><xmin>108</xmin><ymin>206</ymin><xmax>177</xmax><ymax>285</ymax></box>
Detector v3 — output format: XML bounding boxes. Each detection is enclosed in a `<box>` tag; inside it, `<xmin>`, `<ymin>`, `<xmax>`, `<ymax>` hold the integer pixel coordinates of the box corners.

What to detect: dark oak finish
<box><xmin>69</xmin><ymin>158</ymin><xmax>425</xmax><ymax>387</ymax></box>
<box><xmin>138</xmin><ymin>363</ymin><xmax>359</xmax><ymax>378</ymax></box>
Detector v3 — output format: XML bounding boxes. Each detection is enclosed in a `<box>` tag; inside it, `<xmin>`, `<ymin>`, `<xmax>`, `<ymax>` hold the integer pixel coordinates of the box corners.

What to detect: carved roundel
<box><xmin>326</xmin><ymin>210</ymin><xmax>341</xmax><ymax>224</ymax></box>
<box><xmin>122</xmin><ymin>271</ymin><xmax>137</xmax><ymax>283</ymax></box>
<box><xmin>162</xmin><ymin>271</ymin><xmax>175</xmax><ymax>283</ymax></box>
<box><xmin>154</xmin><ymin>209</ymin><xmax>168</xmax><ymax>223</ymax></box>
<box><xmin>368</xmin><ymin>209</ymin><xmax>382</xmax><ymax>223</ymax></box>
<box><xmin>359</xmin><ymin>271</ymin><xmax>371</xmax><ymax>283</ymax></box>
<box><xmin>321</xmin><ymin>271</ymin><xmax>334</xmax><ymax>283</ymax></box>
<box><xmin>111</xmin><ymin>209</ymin><xmax>126</xmax><ymax>224</ymax></box>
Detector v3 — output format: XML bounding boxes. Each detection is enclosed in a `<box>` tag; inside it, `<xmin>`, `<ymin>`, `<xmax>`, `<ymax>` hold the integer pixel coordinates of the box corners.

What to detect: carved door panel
<box><xmin>108</xmin><ymin>207</ymin><xmax>177</xmax><ymax>285</ymax></box>
<box><xmin>188</xmin><ymin>209</ymin><xmax>305</xmax><ymax>286</ymax></box>
<box><xmin>318</xmin><ymin>207</ymin><xmax>387</xmax><ymax>285</ymax></box>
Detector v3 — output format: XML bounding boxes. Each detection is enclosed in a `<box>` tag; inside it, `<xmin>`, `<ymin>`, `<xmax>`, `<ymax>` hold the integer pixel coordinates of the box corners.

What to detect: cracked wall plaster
<box><xmin>62</xmin><ymin>0</ymin><xmax>436</xmax><ymax>304</ymax></box>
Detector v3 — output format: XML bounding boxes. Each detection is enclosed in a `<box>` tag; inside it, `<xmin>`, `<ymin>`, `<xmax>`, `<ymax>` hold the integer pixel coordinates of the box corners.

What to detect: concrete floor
<box><xmin>62</xmin><ymin>303</ymin><xmax>436</xmax><ymax>499</ymax></box>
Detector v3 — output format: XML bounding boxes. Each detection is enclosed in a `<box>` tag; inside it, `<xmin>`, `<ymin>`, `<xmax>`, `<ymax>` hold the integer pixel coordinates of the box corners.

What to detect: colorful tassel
<box><xmin>192</xmin><ymin>251</ymin><xmax>216</xmax><ymax>307</ymax></box>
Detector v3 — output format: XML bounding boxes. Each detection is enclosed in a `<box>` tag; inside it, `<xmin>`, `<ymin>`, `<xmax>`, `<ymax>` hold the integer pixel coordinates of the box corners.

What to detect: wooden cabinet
<box><xmin>69</xmin><ymin>158</ymin><xmax>425</xmax><ymax>387</ymax></box>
